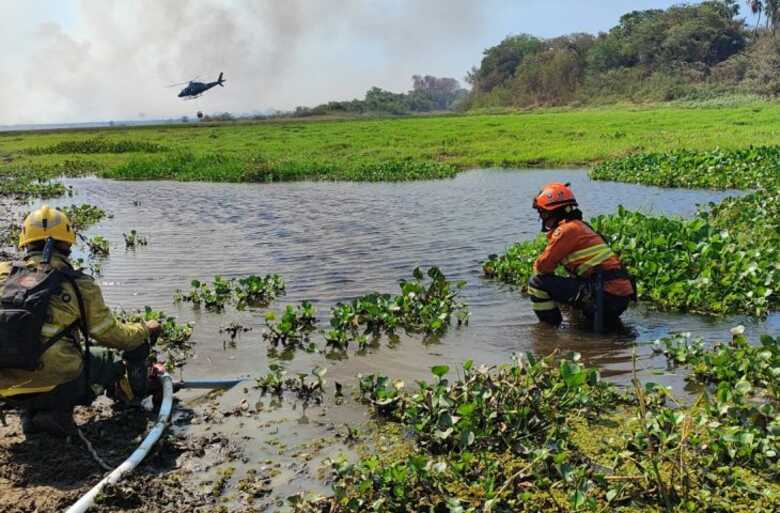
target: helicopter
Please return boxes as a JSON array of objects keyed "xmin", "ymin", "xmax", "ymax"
[{"xmin": 168, "ymin": 72, "xmax": 226, "ymax": 100}]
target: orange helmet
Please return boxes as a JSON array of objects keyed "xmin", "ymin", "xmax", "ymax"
[{"xmin": 532, "ymin": 182, "xmax": 577, "ymax": 212}]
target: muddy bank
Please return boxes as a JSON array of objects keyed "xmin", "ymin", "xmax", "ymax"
[
  {"xmin": 0, "ymin": 384, "xmax": 376, "ymax": 513},
  {"xmin": 0, "ymin": 398, "xmax": 261, "ymax": 512}
]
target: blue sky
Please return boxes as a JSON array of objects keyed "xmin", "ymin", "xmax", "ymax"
[{"xmin": 0, "ymin": 0, "xmax": 740, "ymax": 124}]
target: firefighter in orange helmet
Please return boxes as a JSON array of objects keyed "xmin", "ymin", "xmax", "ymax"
[{"xmin": 529, "ymin": 183, "xmax": 635, "ymax": 329}]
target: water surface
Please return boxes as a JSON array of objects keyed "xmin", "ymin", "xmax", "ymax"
[{"xmin": 53, "ymin": 169, "xmax": 775, "ymax": 387}]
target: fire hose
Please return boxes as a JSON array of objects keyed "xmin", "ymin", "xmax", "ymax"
[{"xmin": 66, "ymin": 376, "xmax": 243, "ymax": 513}]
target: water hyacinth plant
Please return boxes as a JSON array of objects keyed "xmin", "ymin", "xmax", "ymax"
[
  {"xmin": 174, "ymin": 276, "xmax": 234, "ymax": 312},
  {"xmin": 122, "ymin": 229, "xmax": 148, "ymax": 249},
  {"xmin": 326, "ymin": 267, "xmax": 469, "ymax": 351},
  {"xmin": 174, "ymin": 274, "xmax": 286, "ymax": 312},
  {"xmin": 359, "ymin": 355, "xmax": 620, "ymax": 454},
  {"xmin": 116, "ymin": 306, "xmax": 194, "ymax": 373},
  {"xmin": 589, "ymin": 146, "xmax": 780, "ymax": 190},
  {"xmin": 255, "ymin": 364, "xmax": 327, "ymax": 405},
  {"xmin": 61, "ymin": 203, "xmax": 110, "ymax": 231},
  {"xmin": 87, "ymin": 235, "xmax": 110, "ymax": 257},
  {"xmin": 296, "ymin": 344, "xmax": 780, "ymax": 513},
  {"xmin": 219, "ymin": 321, "xmax": 252, "ymax": 349},
  {"xmin": 656, "ymin": 327, "xmax": 780, "ymax": 401},
  {"xmin": 25, "ymin": 139, "xmax": 167, "ymax": 155},
  {"xmin": 234, "ymin": 274, "xmax": 286, "ymax": 309},
  {"xmin": 263, "ymin": 301, "xmax": 318, "ymax": 350}
]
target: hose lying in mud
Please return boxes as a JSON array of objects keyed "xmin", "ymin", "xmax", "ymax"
[{"xmin": 65, "ymin": 373, "xmax": 174, "ymax": 513}]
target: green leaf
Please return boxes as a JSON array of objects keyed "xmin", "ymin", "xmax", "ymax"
[
  {"xmin": 431, "ymin": 365, "xmax": 450, "ymax": 378},
  {"xmin": 570, "ymin": 489, "xmax": 586, "ymax": 509}
]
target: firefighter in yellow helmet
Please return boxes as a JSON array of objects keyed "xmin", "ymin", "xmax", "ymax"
[{"xmin": 0, "ymin": 205, "xmax": 161, "ymax": 437}]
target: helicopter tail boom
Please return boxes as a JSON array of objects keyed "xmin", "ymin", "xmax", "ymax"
[{"xmin": 217, "ymin": 72, "xmax": 225, "ymax": 87}]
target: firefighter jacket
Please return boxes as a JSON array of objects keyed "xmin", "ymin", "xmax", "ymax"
[
  {"xmin": 533, "ymin": 219, "xmax": 634, "ymax": 297},
  {"xmin": 0, "ymin": 252, "xmax": 149, "ymax": 397}
]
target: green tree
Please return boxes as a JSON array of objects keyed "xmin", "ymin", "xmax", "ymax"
[{"xmin": 467, "ymin": 34, "xmax": 542, "ymax": 93}]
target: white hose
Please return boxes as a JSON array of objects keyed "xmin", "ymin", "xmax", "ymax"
[{"xmin": 66, "ymin": 373, "xmax": 174, "ymax": 513}]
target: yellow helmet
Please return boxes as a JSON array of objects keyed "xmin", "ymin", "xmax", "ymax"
[{"xmin": 19, "ymin": 205, "xmax": 77, "ymax": 248}]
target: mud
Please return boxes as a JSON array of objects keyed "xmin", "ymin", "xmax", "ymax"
[{"xmin": 0, "ymin": 395, "xmax": 253, "ymax": 513}]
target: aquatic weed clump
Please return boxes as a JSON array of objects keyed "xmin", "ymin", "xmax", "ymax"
[
  {"xmin": 656, "ymin": 328, "xmax": 780, "ymax": 402},
  {"xmin": 263, "ymin": 301, "xmax": 318, "ymax": 351},
  {"xmin": 344, "ymin": 160, "xmax": 458, "ymax": 181},
  {"xmin": 115, "ymin": 306, "xmax": 194, "ymax": 372},
  {"xmin": 325, "ymin": 266, "xmax": 468, "ymax": 351},
  {"xmin": 87, "ymin": 235, "xmax": 110, "ymax": 257},
  {"xmin": 297, "ymin": 344, "xmax": 780, "ymax": 513},
  {"xmin": 234, "ymin": 274, "xmax": 286, "ymax": 309},
  {"xmin": 255, "ymin": 365, "xmax": 327, "ymax": 405},
  {"xmin": 25, "ymin": 139, "xmax": 168, "ymax": 155},
  {"xmin": 590, "ymin": 146, "xmax": 780, "ymax": 190},
  {"xmin": 487, "ymin": 146, "xmax": 779, "ymax": 318},
  {"xmin": 360, "ymin": 354, "xmax": 620, "ymax": 454},
  {"xmin": 482, "ymin": 237, "xmax": 548, "ymax": 292},
  {"xmin": 174, "ymin": 274, "xmax": 286, "ymax": 312},
  {"xmin": 0, "ymin": 166, "xmax": 71, "ymax": 199},
  {"xmin": 592, "ymin": 201, "xmax": 778, "ymax": 316},
  {"xmin": 60, "ymin": 203, "xmax": 110, "ymax": 230},
  {"xmin": 122, "ymin": 229, "xmax": 148, "ymax": 249}
]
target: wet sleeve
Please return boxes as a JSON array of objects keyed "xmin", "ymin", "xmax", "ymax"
[
  {"xmin": 533, "ymin": 226, "xmax": 577, "ymax": 274},
  {"xmin": 76, "ymin": 278, "xmax": 149, "ymax": 351}
]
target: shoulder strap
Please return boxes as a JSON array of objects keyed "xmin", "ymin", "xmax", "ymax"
[
  {"xmin": 62, "ymin": 273, "xmax": 92, "ymax": 393},
  {"xmin": 39, "ymin": 319, "xmax": 81, "ymax": 355}
]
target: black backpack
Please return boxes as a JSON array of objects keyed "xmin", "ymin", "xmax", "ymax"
[{"xmin": 0, "ymin": 259, "xmax": 90, "ymax": 371}]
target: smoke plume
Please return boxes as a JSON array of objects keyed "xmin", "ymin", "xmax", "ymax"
[{"xmin": 0, "ymin": 0, "xmax": 487, "ymax": 124}]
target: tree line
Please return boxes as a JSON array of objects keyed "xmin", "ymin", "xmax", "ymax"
[
  {"xmin": 463, "ymin": 0, "xmax": 780, "ymax": 108},
  {"xmin": 291, "ymin": 75, "xmax": 468, "ymax": 117}
]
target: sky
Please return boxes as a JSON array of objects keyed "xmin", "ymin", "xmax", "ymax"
[{"xmin": 0, "ymin": 0, "xmax": 718, "ymax": 125}]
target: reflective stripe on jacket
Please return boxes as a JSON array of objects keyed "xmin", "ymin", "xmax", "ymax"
[
  {"xmin": 533, "ymin": 219, "xmax": 634, "ymax": 297},
  {"xmin": 0, "ymin": 252, "xmax": 149, "ymax": 397}
]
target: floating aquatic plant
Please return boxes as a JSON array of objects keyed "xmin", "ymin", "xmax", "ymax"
[
  {"xmin": 263, "ymin": 301, "xmax": 317, "ymax": 351},
  {"xmin": 295, "ymin": 340, "xmax": 780, "ymax": 513},
  {"xmin": 326, "ymin": 266, "xmax": 469, "ymax": 350},
  {"xmin": 123, "ymin": 229, "xmax": 148, "ymax": 249},
  {"xmin": 116, "ymin": 306, "xmax": 194, "ymax": 373},
  {"xmin": 174, "ymin": 274, "xmax": 286, "ymax": 312}
]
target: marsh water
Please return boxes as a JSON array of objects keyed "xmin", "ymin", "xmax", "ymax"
[{"xmin": 50, "ymin": 169, "xmax": 777, "ymax": 505}]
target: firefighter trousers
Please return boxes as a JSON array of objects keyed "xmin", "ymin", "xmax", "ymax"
[{"xmin": 528, "ymin": 273, "xmax": 629, "ymax": 327}]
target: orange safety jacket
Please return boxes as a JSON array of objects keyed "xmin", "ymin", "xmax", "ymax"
[{"xmin": 533, "ymin": 219, "xmax": 634, "ymax": 297}]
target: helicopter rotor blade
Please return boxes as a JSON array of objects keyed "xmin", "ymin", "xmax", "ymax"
[{"xmin": 165, "ymin": 75, "xmax": 200, "ymax": 88}]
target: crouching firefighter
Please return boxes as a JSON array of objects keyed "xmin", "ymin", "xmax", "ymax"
[
  {"xmin": 528, "ymin": 183, "xmax": 636, "ymax": 331},
  {"xmin": 0, "ymin": 205, "xmax": 161, "ymax": 437}
]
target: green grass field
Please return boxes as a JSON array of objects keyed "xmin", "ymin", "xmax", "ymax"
[{"xmin": 1, "ymin": 102, "xmax": 779, "ymax": 182}]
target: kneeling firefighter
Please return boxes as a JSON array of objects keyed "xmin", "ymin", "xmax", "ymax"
[
  {"xmin": 528, "ymin": 183, "xmax": 636, "ymax": 330},
  {"xmin": 0, "ymin": 205, "xmax": 161, "ymax": 436}
]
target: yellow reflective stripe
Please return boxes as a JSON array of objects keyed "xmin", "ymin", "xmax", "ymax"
[
  {"xmin": 41, "ymin": 323, "xmax": 63, "ymax": 337},
  {"xmin": 532, "ymin": 301, "xmax": 557, "ymax": 311},
  {"xmin": 562, "ymin": 244, "xmax": 610, "ymax": 265},
  {"xmin": 528, "ymin": 286, "xmax": 551, "ymax": 299},
  {"xmin": 0, "ymin": 384, "xmax": 57, "ymax": 397},
  {"xmin": 576, "ymin": 249, "xmax": 614, "ymax": 276},
  {"xmin": 90, "ymin": 316, "xmax": 115, "ymax": 336}
]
